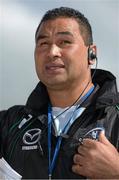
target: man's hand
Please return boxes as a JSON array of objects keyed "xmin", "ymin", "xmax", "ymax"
[{"xmin": 72, "ymin": 132, "xmax": 119, "ymax": 179}]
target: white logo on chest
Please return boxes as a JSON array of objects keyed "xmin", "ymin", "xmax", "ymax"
[{"xmin": 23, "ymin": 128, "xmax": 41, "ymax": 145}]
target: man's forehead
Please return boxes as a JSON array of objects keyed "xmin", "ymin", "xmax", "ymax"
[
  {"xmin": 36, "ymin": 18, "xmax": 80, "ymax": 38},
  {"xmin": 37, "ymin": 31, "xmax": 74, "ymax": 39}
]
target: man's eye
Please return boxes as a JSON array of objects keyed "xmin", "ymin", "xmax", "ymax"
[
  {"xmin": 59, "ymin": 40, "xmax": 72, "ymax": 47},
  {"xmin": 62, "ymin": 40, "xmax": 71, "ymax": 44},
  {"xmin": 36, "ymin": 41, "xmax": 48, "ymax": 47},
  {"xmin": 40, "ymin": 42, "xmax": 48, "ymax": 46}
]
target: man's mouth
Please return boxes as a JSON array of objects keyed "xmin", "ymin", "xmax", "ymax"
[{"xmin": 45, "ymin": 63, "xmax": 65, "ymax": 71}]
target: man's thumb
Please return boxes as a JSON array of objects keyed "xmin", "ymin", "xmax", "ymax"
[{"xmin": 99, "ymin": 131, "xmax": 110, "ymax": 145}]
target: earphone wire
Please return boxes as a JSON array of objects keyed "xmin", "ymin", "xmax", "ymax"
[{"xmin": 51, "ymin": 56, "xmax": 98, "ymax": 121}]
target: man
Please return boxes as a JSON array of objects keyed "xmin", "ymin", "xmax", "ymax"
[{"xmin": 0, "ymin": 7, "xmax": 119, "ymax": 179}]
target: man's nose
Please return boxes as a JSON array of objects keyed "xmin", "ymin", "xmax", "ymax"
[{"xmin": 48, "ymin": 44, "xmax": 61, "ymax": 58}]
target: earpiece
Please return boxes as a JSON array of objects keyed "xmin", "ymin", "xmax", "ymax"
[
  {"xmin": 87, "ymin": 46, "xmax": 98, "ymax": 80},
  {"xmin": 88, "ymin": 47, "xmax": 97, "ymax": 61}
]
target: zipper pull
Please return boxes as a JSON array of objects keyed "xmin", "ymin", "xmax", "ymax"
[{"xmin": 18, "ymin": 114, "xmax": 32, "ymax": 129}]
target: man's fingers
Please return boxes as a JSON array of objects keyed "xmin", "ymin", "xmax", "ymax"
[
  {"xmin": 78, "ymin": 138, "xmax": 97, "ymax": 149},
  {"xmin": 77, "ymin": 144, "xmax": 87, "ymax": 155},
  {"xmin": 73, "ymin": 153, "xmax": 84, "ymax": 165},
  {"xmin": 72, "ymin": 164, "xmax": 83, "ymax": 175},
  {"xmin": 78, "ymin": 131, "xmax": 110, "ymax": 149}
]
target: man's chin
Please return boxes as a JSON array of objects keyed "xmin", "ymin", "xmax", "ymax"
[{"xmin": 45, "ymin": 80, "xmax": 68, "ymax": 90}]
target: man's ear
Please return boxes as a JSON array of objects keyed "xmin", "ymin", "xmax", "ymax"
[{"xmin": 88, "ymin": 45, "xmax": 97, "ymax": 65}]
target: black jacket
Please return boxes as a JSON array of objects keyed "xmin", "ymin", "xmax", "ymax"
[{"xmin": 0, "ymin": 69, "xmax": 119, "ymax": 179}]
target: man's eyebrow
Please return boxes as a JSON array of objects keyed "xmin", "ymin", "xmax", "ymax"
[
  {"xmin": 36, "ymin": 31, "xmax": 73, "ymax": 41},
  {"xmin": 56, "ymin": 31, "xmax": 74, "ymax": 37},
  {"xmin": 36, "ymin": 34, "xmax": 48, "ymax": 41}
]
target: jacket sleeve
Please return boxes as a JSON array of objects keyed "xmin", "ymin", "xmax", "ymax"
[
  {"xmin": 0, "ymin": 106, "xmax": 25, "ymax": 158},
  {"xmin": 0, "ymin": 110, "xmax": 8, "ymax": 157}
]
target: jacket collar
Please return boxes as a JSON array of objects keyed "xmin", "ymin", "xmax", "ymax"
[
  {"xmin": 25, "ymin": 69, "xmax": 119, "ymax": 113},
  {"xmin": 25, "ymin": 82, "xmax": 49, "ymax": 115},
  {"xmin": 92, "ymin": 69, "xmax": 119, "ymax": 108}
]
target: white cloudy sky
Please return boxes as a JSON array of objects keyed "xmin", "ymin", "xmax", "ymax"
[{"xmin": 0, "ymin": 0, "xmax": 119, "ymax": 109}]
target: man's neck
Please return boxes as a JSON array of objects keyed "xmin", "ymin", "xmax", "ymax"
[{"xmin": 47, "ymin": 81, "xmax": 94, "ymax": 108}]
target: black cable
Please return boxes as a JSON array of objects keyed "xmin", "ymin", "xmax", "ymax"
[{"xmin": 51, "ymin": 57, "xmax": 98, "ymax": 120}]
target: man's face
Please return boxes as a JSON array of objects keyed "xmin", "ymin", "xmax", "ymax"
[{"xmin": 35, "ymin": 18, "xmax": 90, "ymax": 91}]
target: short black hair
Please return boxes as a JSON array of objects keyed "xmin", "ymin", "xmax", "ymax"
[{"xmin": 35, "ymin": 7, "xmax": 93, "ymax": 46}]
